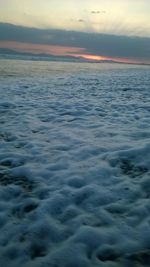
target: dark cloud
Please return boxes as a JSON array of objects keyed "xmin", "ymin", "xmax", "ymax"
[
  {"xmin": 78, "ymin": 19, "xmax": 85, "ymax": 23},
  {"xmin": 91, "ymin": 11, "xmax": 106, "ymax": 14},
  {"xmin": 0, "ymin": 23, "xmax": 149, "ymax": 62}
]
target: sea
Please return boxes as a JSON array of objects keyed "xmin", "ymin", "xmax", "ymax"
[{"xmin": 0, "ymin": 59, "xmax": 150, "ymax": 267}]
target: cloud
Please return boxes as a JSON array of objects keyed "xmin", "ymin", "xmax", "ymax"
[
  {"xmin": 0, "ymin": 41, "xmax": 85, "ymax": 55},
  {"xmin": 91, "ymin": 10, "xmax": 106, "ymax": 14},
  {"xmin": 78, "ymin": 19, "xmax": 85, "ymax": 23},
  {"xmin": 0, "ymin": 23, "xmax": 149, "ymax": 63}
]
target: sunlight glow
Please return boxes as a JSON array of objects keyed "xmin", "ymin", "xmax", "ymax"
[{"xmin": 76, "ymin": 54, "xmax": 106, "ymax": 61}]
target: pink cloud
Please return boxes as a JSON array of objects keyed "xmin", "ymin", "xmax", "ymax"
[
  {"xmin": 0, "ymin": 41, "xmax": 85, "ymax": 55},
  {"xmin": 0, "ymin": 40, "xmax": 144, "ymax": 64}
]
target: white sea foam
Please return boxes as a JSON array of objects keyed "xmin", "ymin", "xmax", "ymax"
[{"xmin": 0, "ymin": 60, "xmax": 150, "ymax": 267}]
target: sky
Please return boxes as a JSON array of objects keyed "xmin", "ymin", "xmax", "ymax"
[{"xmin": 0, "ymin": 0, "xmax": 150, "ymax": 63}]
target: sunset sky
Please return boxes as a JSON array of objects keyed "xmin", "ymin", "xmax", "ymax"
[{"xmin": 0, "ymin": 0, "xmax": 150, "ymax": 63}]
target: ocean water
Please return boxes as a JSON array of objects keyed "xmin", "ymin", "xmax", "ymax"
[{"xmin": 0, "ymin": 59, "xmax": 150, "ymax": 267}]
